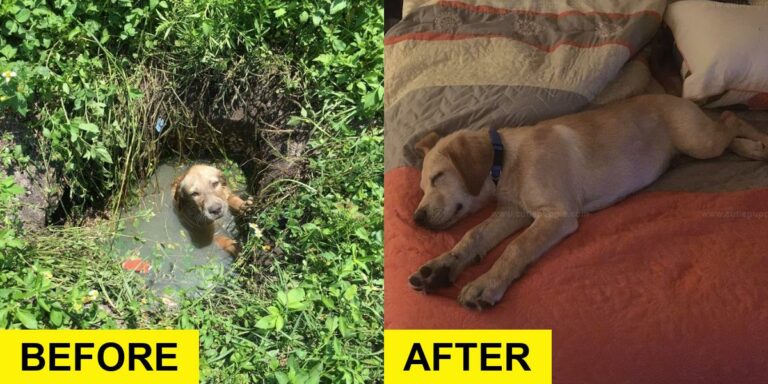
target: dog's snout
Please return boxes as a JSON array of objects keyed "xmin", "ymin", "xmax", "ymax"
[
  {"xmin": 413, "ymin": 209, "xmax": 427, "ymax": 226},
  {"xmin": 208, "ymin": 204, "xmax": 223, "ymax": 216}
]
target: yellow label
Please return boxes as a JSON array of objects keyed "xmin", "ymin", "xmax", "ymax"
[
  {"xmin": 385, "ymin": 329, "xmax": 551, "ymax": 384},
  {"xmin": 0, "ymin": 330, "xmax": 199, "ymax": 384}
]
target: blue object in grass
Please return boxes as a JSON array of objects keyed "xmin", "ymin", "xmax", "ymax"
[{"xmin": 155, "ymin": 117, "xmax": 166, "ymax": 133}]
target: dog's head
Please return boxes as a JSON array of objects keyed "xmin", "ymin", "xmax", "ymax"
[
  {"xmin": 172, "ymin": 164, "xmax": 231, "ymax": 226},
  {"xmin": 413, "ymin": 130, "xmax": 496, "ymax": 230}
]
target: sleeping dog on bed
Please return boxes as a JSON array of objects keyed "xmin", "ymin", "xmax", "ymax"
[
  {"xmin": 409, "ymin": 94, "xmax": 768, "ymax": 310},
  {"xmin": 171, "ymin": 164, "xmax": 252, "ymax": 256}
]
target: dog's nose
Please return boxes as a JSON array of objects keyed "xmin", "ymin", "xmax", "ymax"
[
  {"xmin": 208, "ymin": 205, "xmax": 222, "ymax": 216},
  {"xmin": 413, "ymin": 209, "xmax": 427, "ymax": 226}
]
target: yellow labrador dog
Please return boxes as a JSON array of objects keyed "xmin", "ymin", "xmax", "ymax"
[
  {"xmin": 171, "ymin": 164, "xmax": 252, "ymax": 256},
  {"xmin": 409, "ymin": 94, "xmax": 768, "ymax": 310}
]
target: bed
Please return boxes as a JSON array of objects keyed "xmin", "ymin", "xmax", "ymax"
[{"xmin": 384, "ymin": 1, "xmax": 768, "ymax": 382}]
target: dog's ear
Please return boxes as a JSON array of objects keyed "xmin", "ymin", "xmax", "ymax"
[
  {"xmin": 414, "ymin": 132, "xmax": 441, "ymax": 158},
  {"xmin": 441, "ymin": 132, "xmax": 492, "ymax": 196},
  {"xmin": 171, "ymin": 173, "xmax": 185, "ymax": 209}
]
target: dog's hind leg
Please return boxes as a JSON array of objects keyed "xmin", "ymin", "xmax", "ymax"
[
  {"xmin": 720, "ymin": 111, "xmax": 768, "ymax": 160},
  {"xmin": 729, "ymin": 138, "xmax": 768, "ymax": 160},
  {"xmin": 408, "ymin": 206, "xmax": 532, "ymax": 293},
  {"xmin": 721, "ymin": 111, "xmax": 768, "ymax": 144},
  {"xmin": 670, "ymin": 108, "xmax": 767, "ymax": 160}
]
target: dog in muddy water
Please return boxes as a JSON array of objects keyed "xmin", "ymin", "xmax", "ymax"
[
  {"xmin": 409, "ymin": 94, "xmax": 768, "ymax": 310},
  {"xmin": 171, "ymin": 164, "xmax": 252, "ymax": 256}
]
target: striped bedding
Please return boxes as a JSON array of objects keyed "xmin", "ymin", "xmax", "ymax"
[
  {"xmin": 384, "ymin": 0, "xmax": 665, "ymax": 170},
  {"xmin": 384, "ymin": 1, "xmax": 768, "ymax": 382}
]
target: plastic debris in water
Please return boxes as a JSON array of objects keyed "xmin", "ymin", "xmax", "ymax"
[
  {"xmin": 154, "ymin": 117, "xmax": 166, "ymax": 133},
  {"xmin": 122, "ymin": 258, "xmax": 152, "ymax": 274}
]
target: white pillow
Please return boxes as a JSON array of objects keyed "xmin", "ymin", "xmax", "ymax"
[{"xmin": 664, "ymin": 0, "xmax": 768, "ymax": 108}]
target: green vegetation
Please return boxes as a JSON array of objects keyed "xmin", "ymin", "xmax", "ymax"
[{"xmin": 1, "ymin": 0, "xmax": 382, "ymax": 382}]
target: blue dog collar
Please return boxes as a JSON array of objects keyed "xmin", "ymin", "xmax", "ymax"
[{"xmin": 489, "ymin": 128, "xmax": 504, "ymax": 184}]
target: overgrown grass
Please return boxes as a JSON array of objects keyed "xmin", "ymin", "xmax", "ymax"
[{"xmin": 0, "ymin": 0, "xmax": 383, "ymax": 382}]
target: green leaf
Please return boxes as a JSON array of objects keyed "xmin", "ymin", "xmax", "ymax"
[
  {"xmin": 128, "ymin": 88, "xmax": 144, "ymax": 100},
  {"xmin": 276, "ymin": 291, "xmax": 287, "ymax": 307},
  {"xmin": 5, "ymin": 20, "xmax": 18, "ymax": 33},
  {"xmin": 274, "ymin": 372, "xmax": 289, "ymax": 384},
  {"xmin": 255, "ymin": 314, "xmax": 277, "ymax": 329},
  {"xmin": 274, "ymin": 8, "xmax": 286, "ymax": 18},
  {"xmin": 50, "ymin": 310, "xmax": 63, "ymax": 327},
  {"xmin": 307, "ymin": 363, "xmax": 323, "ymax": 384},
  {"xmin": 67, "ymin": 26, "xmax": 81, "ymax": 40},
  {"xmin": 279, "ymin": 288, "xmax": 307, "ymax": 311},
  {"xmin": 201, "ymin": 21, "xmax": 212, "ymax": 35},
  {"xmin": 287, "ymin": 116, "xmax": 302, "ymax": 127},
  {"xmin": 287, "ymin": 288, "xmax": 305, "ymax": 303},
  {"xmin": 325, "ymin": 316, "xmax": 338, "ymax": 332},
  {"xmin": 314, "ymin": 54, "xmax": 333, "ymax": 66},
  {"xmin": 16, "ymin": 309, "xmax": 37, "ymax": 329},
  {"xmin": 38, "ymin": 299, "xmax": 51, "ymax": 313},
  {"xmin": 69, "ymin": 124, "xmax": 80, "ymax": 142},
  {"xmin": 338, "ymin": 316, "xmax": 350, "ymax": 337},
  {"xmin": 35, "ymin": 66, "xmax": 51, "ymax": 78},
  {"xmin": 0, "ymin": 45, "xmax": 17, "ymax": 59},
  {"xmin": 64, "ymin": 3, "xmax": 77, "ymax": 17},
  {"xmin": 4, "ymin": 181, "xmax": 24, "ymax": 196},
  {"xmin": 94, "ymin": 146, "xmax": 113, "ymax": 164},
  {"xmin": 16, "ymin": 9, "xmax": 31, "ymax": 23},
  {"xmin": 78, "ymin": 122, "xmax": 99, "ymax": 133},
  {"xmin": 343, "ymin": 285, "xmax": 357, "ymax": 301},
  {"xmin": 354, "ymin": 227, "xmax": 369, "ymax": 241},
  {"xmin": 100, "ymin": 28, "xmax": 111, "ymax": 44},
  {"xmin": 362, "ymin": 91, "xmax": 376, "ymax": 110},
  {"xmin": 330, "ymin": 0, "xmax": 347, "ymax": 15}
]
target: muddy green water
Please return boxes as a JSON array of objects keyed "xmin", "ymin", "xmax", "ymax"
[{"xmin": 113, "ymin": 164, "xmax": 234, "ymax": 301}]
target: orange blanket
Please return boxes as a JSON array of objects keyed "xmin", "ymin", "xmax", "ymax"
[{"xmin": 385, "ymin": 166, "xmax": 768, "ymax": 383}]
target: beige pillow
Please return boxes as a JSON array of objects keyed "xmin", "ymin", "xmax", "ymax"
[{"xmin": 664, "ymin": 0, "xmax": 768, "ymax": 108}]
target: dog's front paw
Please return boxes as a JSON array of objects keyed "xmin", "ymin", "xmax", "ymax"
[
  {"xmin": 241, "ymin": 196, "xmax": 255, "ymax": 212},
  {"xmin": 232, "ymin": 195, "xmax": 255, "ymax": 215},
  {"xmin": 408, "ymin": 253, "xmax": 462, "ymax": 293},
  {"xmin": 458, "ymin": 273, "xmax": 508, "ymax": 310}
]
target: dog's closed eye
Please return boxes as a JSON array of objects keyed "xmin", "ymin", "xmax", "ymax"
[
  {"xmin": 212, "ymin": 180, "xmax": 219, "ymax": 188},
  {"xmin": 430, "ymin": 171, "xmax": 444, "ymax": 186}
]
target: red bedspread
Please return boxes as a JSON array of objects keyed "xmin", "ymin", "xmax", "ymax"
[{"xmin": 385, "ymin": 166, "xmax": 768, "ymax": 383}]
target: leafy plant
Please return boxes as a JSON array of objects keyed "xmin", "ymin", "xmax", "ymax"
[{"xmin": 0, "ymin": 176, "xmax": 26, "ymax": 254}]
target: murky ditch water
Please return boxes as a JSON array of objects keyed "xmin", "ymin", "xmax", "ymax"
[{"xmin": 112, "ymin": 163, "xmax": 236, "ymax": 303}]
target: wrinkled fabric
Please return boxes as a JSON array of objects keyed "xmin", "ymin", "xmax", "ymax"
[
  {"xmin": 384, "ymin": 0, "xmax": 665, "ymax": 170},
  {"xmin": 385, "ymin": 167, "xmax": 768, "ymax": 383}
]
